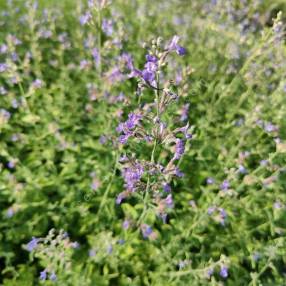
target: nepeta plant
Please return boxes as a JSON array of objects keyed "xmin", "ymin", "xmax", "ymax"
[
  {"xmin": 26, "ymin": 229, "xmax": 78, "ymax": 283},
  {"xmin": 115, "ymin": 36, "xmax": 193, "ymax": 226}
]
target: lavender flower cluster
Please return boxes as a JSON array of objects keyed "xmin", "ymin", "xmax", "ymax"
[{"xmin": 115, "ymin": 36, "xmax": 192, "ymax": 223}]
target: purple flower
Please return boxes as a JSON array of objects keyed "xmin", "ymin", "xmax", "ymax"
[
  {"xmin": 220, "ymin": 265, "xmax": 228, "ymax": 278},
  {"xmin": 71, "ymin": 241, "xmax": 80, "ymax": 249},
  {"xmin": 11, "ymin": 99, "xmax": 18, "ymax": 109},
  {"xmin": 207, "ymin": 206, "xmax": 216, "ymax": 215},
  {"xmin": 207, "ymin": 177, "xmax": 215, "ymax": 185},
  {"xmin": 0, "ymin": 86, "xmax": 7, "ymax": 95},
  {"xmin": 206, "ymin": 268, "xmax": 214, "ymax": 279},
  {"xmin": 189, "ymin": 200, "xmax": 196, "ymax": 208},
  {"xmin": 180, "ymin": 103, "xmax": 189, "ymax": 121},
  {"xmin": 220, "ymin": 180, "xmax": 230, "ymax": 191},
  {"xmin": 252, "ymin": 252, "xmax": 260, "ymax": 262},
  {"xmin": 146, "ymin": 54, "xmax": 157, "ymax": 63},
  {"xmin": 118, "ymin": 134, "xmax": 131, "ymax": 144},
  {"xmin": 163, "ymin": 182, "xmax": 171, "ymax": 193},
  {"xmin": 91, "ymin": 179, "xmax": 100, "ymax": 191},
  {"xmin": 102, "ymin": 19, "xmax": 113, "ymax": 36},
  {"xmin": 174, "ymin": 139, "xmax": 185, "ymax": 160},
  {"xmin": 6, "ymin": 207, "xmax": 14, "ymax": 218},
  {"xmin": 274, "ymin": 201, "xmax": 283, "ymax": 209},
  {"xmin": 169, "ymin": 35, "xmax": 180, "ymax": 50},
  {"xmin": 176, "ymin": 46, "xmax": 186, "ymax": 56},
  {"xmin": 0, "ymin": 44, "xmax": 8, "ymax": 54},
  {"xmin": 107, "ymin": 245, "xmax": 113, "ymax": 254},
  {"xmin": 175, "ymin": 167, "xmax": 184, "ymax": 177},
  {"xmin": 1, "ymin": 109, "xmax": 11, "ymax": 120},
  {"xmin": 141, "ymin": 224, "xmax": 153, "ymax": 238},
  {"xmin": 121, "ymin": 53, "xmax": 134, "ymax": 71},
  {"xmin": 178, "ymin": 124, "xmax": 192, "ymax": 139},
  {"xmin": 264, "ymin": 122, "xmax": 278, "ymax": 133},
  {"xmin": 80, "ymin": 12, "xmax": 91, "ymax": 25},
  {"xmin": 0, "ymin": 63, "xmax": 8, "ymax": 73},
  {"xmin": 80, "ymin": 59, "xmax": 90, "ymax": 70},
  {"xmin": 118, "ymin": 239, "xmax": 125, "ymax": 245},
  {"xmin": 92, "ymin": 48, "xmax": 101, "ymax": 67},
  {"xmin": 49, "ymin": 272, "xmax": 57, "ymax": 281},
  {"xmin": 165, "ymin": 194, "xmax": 174, "ymax": 208},
  {"xmin": 106, "ymin": 67, "xmax": 124, "ymax": 83},
  {"xmin": 144, "ymin": 61, "xmax": 157, "ymax": 73},
  {"xmin": 88, "ymin": 0, "xmax": 95, "ymax": 8},
  {"xmin": 99, "ymin": 135, "xmax": 107, "ymax": 144},
  {"xmin": 32, "ymin": 79, "xmax": 43, "ymax": 89},
  {"xmin": 168, "ymin": 35, "xmax": 186, "ymax": 56},
  {"xmin": 140, "ymin": 55, "xmax": 158, "ymax": 83},
  {"xmin": 116, "ymin": 192, "xmax": 127, "ymax": 204},
  {"xmin": 117, "ymin": 113, "xmax": 142, "ymax": 144},
  {"xmin": 218, "ymin": 208, "xmax": 227, "ymax": 225},
  {"xmin": 122, "ymin": 162, "xmax": 144, "ymax": 192},
  {"xmin": 7, "ymin": 161, "xmax": 15, "ymax": 169},
  {"xmin": 27, "ymin": 237, "xmax": 39, "ymax": 252},
  {"xmin": 260, "ymin": 159, "xmax": 268, "ymax": 166},
  {"xmin": 89, "ymin": 249, "xmax": 96, "ymax": 257},
  {"xmin": 238, "ymin": 165, "xmax": 247, "ymax": 174},
  {"xmin": 122, "ymin": 219, "xmax": 130, "ymax": 229},
  {"xmin": 125, "ymin": 113, "xmax": 142, "ymax": 130},
  {"xmin": 160, "ymin": 213, "xmax": 168, "ymax": 223},
  {"xmin": 142, "ymin": 69, "xmax": 155, "ymax": 82},
  {"xmin": 40, "ymin": 269, "xmax": 47, "ymax": 281}
]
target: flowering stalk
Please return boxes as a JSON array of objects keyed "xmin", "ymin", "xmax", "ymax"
[{"xmin": 116, "ymin": 36, "xmax": 191, "ymax": 227}]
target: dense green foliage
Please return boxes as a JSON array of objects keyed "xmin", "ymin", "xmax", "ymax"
[{"xmin": 1, "ymin": 0, "xmax": 286, "ymax": 285}]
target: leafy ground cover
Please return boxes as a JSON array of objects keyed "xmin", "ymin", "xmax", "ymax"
[{"xmin": 1, "ymin": 0, "xmax": 286, "ymax": 285}]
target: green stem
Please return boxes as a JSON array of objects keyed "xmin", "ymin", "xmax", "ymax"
[
  {"xmin": 97, "ymin": 152, "xmax": 119, "ymax": 216},
  {"xmin": 249, "ymin": 257, "xmax": 272, "ymax": 286},
  {"xmin": 137, "ymin": 74, "xmax": 160, "ymax": 226}
]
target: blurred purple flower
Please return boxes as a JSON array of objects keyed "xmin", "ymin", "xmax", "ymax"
[
  {"xmin": 238, "ymin": 165, "xmax": 247, "ymax": 174},
  {"xmin": 80, "ymin": 12, "xmax": 91, "ymax": 25},
  {"xmin": 102, "ymin": 19, "xmax": 113, "ymax": 36},
  {"xmin": 89, "ymin": 249, "xmax": 96, "ymax": 257},
  {"xmin": 206, "ymin": 268, "xmax": 214, "ymax": 279},
  {"xmin": 27, "ymin": 237, "xmax": 39, "ymax": 252},
  {"xmin": 168, "ymin": 35, "xmax": 186, "ymax": 56},
  {"xmin": 220, "ymin": 180, "xmax": 230, "ymax": 191},
  {"xmin": 165, "ymin": 194, "xmax": 174, "ymax": 208},
  {"xmin": 180, "ymin": 103, "xmax": 189, "ymax": 121},
  {"xmin": 49, "ymin": 272, "xmax": 57, "ymax": 281},
  {"xmin": 116, "ymin": 192, "xmax": 127, "ymax": 204},
  {"xmin": 1, "ymin": 109, "xmax": 11, "ymax": 120},
  {"xmin": 122, "ymin": 219, "xmax": 130, "ymax": 229},
  {"xmin": 107, "ymin": 244, "xmax": 113, "ymax": 254},
  {"xmin": 0, "ymin": 86, "xmax": 7, "ymax": 95},
  {"xmin": 6, "ymin": 207, "xmax": 14, "ymax": 218},
  {"xmin": 174, "ymin": 139, "xmax": 185, "ymax": 160},
  {"xmin": 0, "ymin": 63, "xmax": 8, "ymax": 72},
  {"xmin": 220, "ymin": 265, "xmax": 228, "ymax": 278},
  {"xmin": 32, "ymin": 79, "xmax": 43, "ymax": 89},
  {"xmin": 122, "ymin": 162, "xmax": 144, "ymax": 192},
  {"xmin": 40, "ymin": 269, "xmax": 47, "ymax": 281},
  {"xmin": 163, "ymin": 182, "xmax": 171, "ymax": 193},
  {"xmin": 91, "ymin": 48, "xmax": 101, "ymax": 67},
  {"xmin": 141, "ymin": 224, "xmax": 153, "ymax": 238}
]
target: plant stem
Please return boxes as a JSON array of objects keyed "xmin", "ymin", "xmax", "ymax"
[
  {"xmin": 97, "ymin": 152, "xmax": 119, "ymax": 216},
  {"xmin": 137, "ymin": 75, "xmax": 161, "ymax": 226}
]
